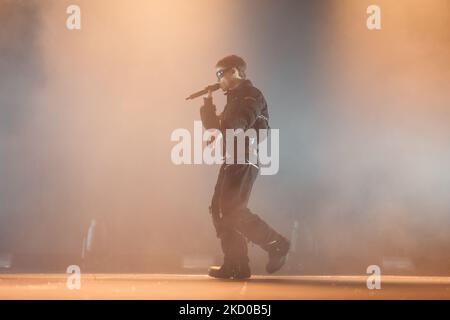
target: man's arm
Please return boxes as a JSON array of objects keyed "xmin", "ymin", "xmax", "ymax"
[{"xmin": 199, "ymin": 96, "xmax": 221, "ymax": 130}]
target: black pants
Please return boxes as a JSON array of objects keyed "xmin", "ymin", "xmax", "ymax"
[{"xmin": 210, "ymin": 163, "xmax": 283, "ymax": 264}]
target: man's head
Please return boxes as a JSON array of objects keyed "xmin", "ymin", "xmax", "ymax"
[{"xmin": 215, "ymin": 55, "xmax": 247, "ymax": 91}]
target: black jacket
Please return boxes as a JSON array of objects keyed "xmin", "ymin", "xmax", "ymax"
[{"xmin": 199, "ymin": 79, "xmax": 269, "ymax": 163}]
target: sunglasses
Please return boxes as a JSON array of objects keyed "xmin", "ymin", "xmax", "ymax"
[{"xmin": 216, "ymin": 67, "xmax": 232, "ymax": 80}]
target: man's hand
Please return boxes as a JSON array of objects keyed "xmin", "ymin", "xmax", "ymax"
[
  {"xmin": 206, "ymin": 135, "xmax": 216, "ymax": 146},
  {"xmin": 200, "ymin": 90, "xmax": 220, "ymax": 130},
  {"xmin": 205, "ymin": 88, "xmax": 219, "ymax": 146}
]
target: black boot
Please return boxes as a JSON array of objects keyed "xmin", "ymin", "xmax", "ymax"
[
  {"xmin": 208, "ymin": 260, "xmax": 251, "ymax": 280},
  {"xmin": 265, "ymin": 237, "xmax": 290, "ymax": 274}
]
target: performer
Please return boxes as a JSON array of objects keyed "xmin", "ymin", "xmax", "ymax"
[{"xmin": 200, "ymin": 55, "xmax": 291, "ymax": 279}]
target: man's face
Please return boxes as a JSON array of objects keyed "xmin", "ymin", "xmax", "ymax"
[{"xmin": 216, "ymin": 66, "xmax": 240, "ymax": 91}]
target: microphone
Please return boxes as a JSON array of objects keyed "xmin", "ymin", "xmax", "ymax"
[{"xmin": 185, "ymin": 83, "xmax": 221, "ymax": 100}]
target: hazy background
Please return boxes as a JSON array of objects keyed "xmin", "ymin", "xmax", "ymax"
[{"xmin": 0, "ymin": 0, "xmax": 449, "ymax": 274}]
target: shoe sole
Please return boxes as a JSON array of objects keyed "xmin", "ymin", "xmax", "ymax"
[{"xmin": 208, "ymin": 269, "xmax": 251, "ymax": 280}]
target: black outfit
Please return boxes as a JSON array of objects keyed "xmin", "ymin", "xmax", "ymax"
[{"xmin": 200, "ymin": 79, "xmax": 289, "ymax": 270}]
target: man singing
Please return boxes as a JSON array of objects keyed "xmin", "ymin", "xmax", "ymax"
[{"xmin": 200, "ymin": 54, "xmax": 291, "ymax": 279}]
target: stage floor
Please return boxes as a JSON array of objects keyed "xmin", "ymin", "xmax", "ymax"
[{"xmin": 1, "ymin": 274, "xmax": 450, "ymax": 299}]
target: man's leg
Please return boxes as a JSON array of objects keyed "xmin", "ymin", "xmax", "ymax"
[
  {"xmin": 208, "ymin": 164, "xmax": 250, "ymax": 279},
  {"xmin": 220, "ymin": 164, "xmax": 291, "ymax": 274},
  {"xmin": 219, "ymin": 228, "xmax": 249, "ymax": 265},
  {"xmin": 218, "ymin": 164, "xmax": 256, "ymax": 265},
  {"xmin": 234, "ymin": 208, "xmax": 291, "ymax": 274},
  {"xmin": 209, "ymin": 164, "xmax": 225, "ymax": 238}
]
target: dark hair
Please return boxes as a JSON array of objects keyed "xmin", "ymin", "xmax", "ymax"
[{"xmin": 216, "ymin": 54, "xmax": 247, "ymax": 79}]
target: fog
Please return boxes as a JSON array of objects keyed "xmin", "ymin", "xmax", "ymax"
[{"xmin": 0, "ymin": 0, "xmax": 449, "ymax": 274}]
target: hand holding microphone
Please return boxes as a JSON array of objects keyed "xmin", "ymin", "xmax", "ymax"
[
  {"xmin": 187, "ymin": 83, "xmax": 221, "ymax": 147},
  {"xmin": 185, "ymin": 83, "xmax": 220, "ymax": 100}
]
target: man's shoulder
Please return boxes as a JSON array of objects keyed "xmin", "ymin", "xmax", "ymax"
[{"xmin": 241, "ymin": 81, "xmax": 264, "ymax": 100}]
